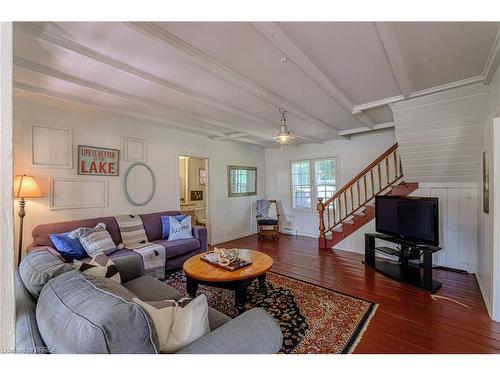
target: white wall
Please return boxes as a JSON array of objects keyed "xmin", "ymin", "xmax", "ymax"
[
  {"xmin": 13, "ymin": 99, "xmax": 266, "ymax": 251},
  {"xmin": 477, "ymin": 65, "xmax": 500, "ymax": 321},
  {"xmin": 265, "ymin": 129, "xmax": 396, "ymax": 246}
]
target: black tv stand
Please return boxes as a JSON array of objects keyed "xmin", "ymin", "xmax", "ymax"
[{"xmin": 364, "ymin": 233, "xmax": 442, "ymax": 292}]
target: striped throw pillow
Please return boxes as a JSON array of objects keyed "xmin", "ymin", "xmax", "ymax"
[
  {"xmin": 68, "ymin": 223, "xmax": 117, "ymax": 257},
  {"xmin": 74, "ymin": 253, "xmax": 121, "ymax": 284}
]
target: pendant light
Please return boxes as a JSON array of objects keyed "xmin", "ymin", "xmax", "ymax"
[{"xmin": 273, "ymin": 108, "xmax": 295, "ymax": 146}]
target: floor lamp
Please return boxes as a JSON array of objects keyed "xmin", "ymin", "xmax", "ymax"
[{"xmin": 13, "ymin": 175, "xmax": 43, "ymax": 266}]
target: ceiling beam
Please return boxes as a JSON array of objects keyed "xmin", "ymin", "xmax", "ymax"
[
  {"xmin": 352, "ymin": 95, "xmax": 405, "ymax": 112},
  {"xmin": 338, "ymin": 122, "xmax": 395, "ymax": 137},
  {"xmin": 375, "ymin": 22, "xmax": 412, "ymax": 98},
  {"xmin": 253, "ymin": 22, "xmax": 373, "ymax": 129},
  {"xmin": 16, "ymin": 22, "xmax": 321, "ymax": 144},
  {"xmin": 126, "ymin": 22, "xmax": 341, "ymax": 135},
  {"xmin": 14, "ymin": 56, "xmax": 304, "ymax": 143},
  {"xmin": 214, "ymin": 132, "xmax": 248, "ymax": 140},
  {"xmin": 13, "ymin": 82, "xmax": 229, "ymax": 138},
  {"xmin": 482, "ymin": 26, "xmax": 500, "ymax": 84},
  {"xmin": 213, "ymin": 136, "xmax": 278, "ymax": 148},
  {"xmin": 352, "ymin": 75, "xmax": 484, "ymax": 112},
  {"xmin": 16, "ymin": 82, "xmax": 274, "ymax": 151}
]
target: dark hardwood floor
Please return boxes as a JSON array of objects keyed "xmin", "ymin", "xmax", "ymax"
[{"xmin": 216, "ymin": 234, "xmax": 500, "ymax": 353}]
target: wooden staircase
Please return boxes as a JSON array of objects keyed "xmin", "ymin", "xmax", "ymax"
[{"xmin": 317, "ymin": 143, "xmax": 418, "ymax": 249}]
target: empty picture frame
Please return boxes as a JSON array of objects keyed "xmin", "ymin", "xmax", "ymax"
[
  {"xmin": 123, "ymin": 137, "xmax": 148, "ymax": 162},
  {"xmin": 30, "ymin": 124, "xmax": 73, "ymax": 169},
  {"xmin": 123, "ymin": 162, "xmax": 156, "ymax": 206},
  {"xmin": 50, "ymin": 178, "xmax": 108, "ymax": 210}
]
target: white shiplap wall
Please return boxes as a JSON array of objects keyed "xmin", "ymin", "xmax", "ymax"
[
  {"xmin": 391, "ymin": 83, "xmax": 489, "ymax": 183},
  {"xmin": 409, "ymin": 183, "xmax": 478, "ymax": 273}
]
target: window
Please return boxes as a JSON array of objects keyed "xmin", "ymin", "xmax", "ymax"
[{"xmin": 291, "ymin": 158, "xmax": 337, "ymax": 211}]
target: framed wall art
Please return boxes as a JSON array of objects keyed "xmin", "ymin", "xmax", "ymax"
[
  {"xmin": 190, "ymin": 190, "xmax": 203, "ymax": 201},
  {"xmin": 78, "ymin": 145, "xmax": 119, "ymax": 176}
]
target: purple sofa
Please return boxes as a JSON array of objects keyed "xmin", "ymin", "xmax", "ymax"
[{"xmin": 27, "ymin": 211, "xmax": 208, "ymax": 271}]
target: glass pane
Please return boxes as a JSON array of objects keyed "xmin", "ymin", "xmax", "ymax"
[
  {"xmin": 314, "ymin": 159, "xmax": 336, "ymax": 185},
  {"xmin": 292, "ymin": 161, "xmax": 310, "ymax": 175},
  {"xmin": 292, "ymin": 185, "xmax": 311, "ymax": 209}
]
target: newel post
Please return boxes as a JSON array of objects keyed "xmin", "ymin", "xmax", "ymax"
[{"xmin": 317, "ymin": 198, "xmax": 327, "ymax": 249}]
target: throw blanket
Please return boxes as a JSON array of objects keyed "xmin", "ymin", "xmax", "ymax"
[
  {"xmin": 256, "ymin": 199, "xmax": 271, "ymax": 219},
  {"xmin": 115, "ymin": 215, "xmax": 166, "ymax": 280},
  {"xmin": 126, "ymin": 242, "xmax": 166, "ymax": 280}
]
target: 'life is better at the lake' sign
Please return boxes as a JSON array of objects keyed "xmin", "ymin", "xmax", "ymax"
[{"xmin": 78, "ymin": 145, "xmax": 119, "ymax": 176}]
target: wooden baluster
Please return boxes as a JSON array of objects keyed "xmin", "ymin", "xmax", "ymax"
[
  {"xmin": 317, "ymin": 198, "xmax": 326, "ymax": 248},
  {"xmin": 327, "ymin": 205, "xmax": 331, "ymax": 230},
  {"xmin": 385, "ymin": 157, "xmax": 390, "ymax": 185},
  {"xmin": 332, "ymin": 198, "xmax": 337, "ymax": 225},
  {"xmin": 377, "ymin": 163, "xmax": 382, "ymax": 192},
  {"xmin": 370, "ymin": 169, "xmax": 374, "ymax": 200},
  {"xmin": 356, "ymin": 180, "xmax": 361, "ymax": 208},
  {"xmin": 338, "ymin": 195, "xmax": 342, "ymax": 222},
  {"xmin": 393, "ymin": 151, "xmax": 398, "ymax": 179},
  {"xmin": 363, "ymin": 175, "xmax": 367, "ymax": 203},
  {"xmin": 350, "ymin": 186, "xmax": 354, "ymax": 213},
  {"xmin": 344, "ymin": 192, "xmax": 348, "ymax": 219}
]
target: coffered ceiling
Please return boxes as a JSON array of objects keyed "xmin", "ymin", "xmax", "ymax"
[{"xmin": 13, "ymin": 22, "xmax": 500, "ymax": 147}]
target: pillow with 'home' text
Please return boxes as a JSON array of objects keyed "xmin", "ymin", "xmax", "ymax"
[
  {"xmin": 167, "ymin": 216, "xmax": 193, "ymax": 241},
  {"xmin": 161, "ymin": 215, "xmax": 187, "ymax": 239}
]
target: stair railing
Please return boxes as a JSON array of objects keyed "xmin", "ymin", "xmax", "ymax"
[{"xmin": 317, "ymin": 143, "xmax": 403, "ymax": 247}]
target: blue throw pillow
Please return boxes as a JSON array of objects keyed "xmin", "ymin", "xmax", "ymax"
[
  {"xmin": 49, "ymin": 231, "xmax": 87, "ymax": 261},
  {"xmin": 161, "ymin": 215, "xmax": 187, "ymax": 239}
]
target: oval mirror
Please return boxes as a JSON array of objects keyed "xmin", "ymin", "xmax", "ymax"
[{"xmin": 123, "ymin": 162, "xmax": 156, "ymax": 206}]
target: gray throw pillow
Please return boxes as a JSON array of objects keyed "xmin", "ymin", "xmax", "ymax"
[{"xmin": 68, "ymin": 223, "xmax": 117, "ymax": 257}]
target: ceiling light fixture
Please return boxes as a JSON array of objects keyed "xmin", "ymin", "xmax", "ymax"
[
  {"xmin": 280, "ymin": 57, "xmax": 288, "ymax": 63},
  {"xmin": 273, "ymin": 108, "xmax": 295, "ymax": 147}
]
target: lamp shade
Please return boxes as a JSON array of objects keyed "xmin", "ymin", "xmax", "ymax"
[{"xmin": 13, "ymin": 175, "xmax": 43, "ymax": 198}]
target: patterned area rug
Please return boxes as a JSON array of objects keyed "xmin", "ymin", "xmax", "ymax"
[{"xmin": 165, "ymin": 270, "xmax": 377, "ymax": 354}]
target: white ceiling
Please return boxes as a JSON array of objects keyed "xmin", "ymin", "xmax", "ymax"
[{"xmin": 12, "ymin": 22, "xmax": 500, "ymax": 147}]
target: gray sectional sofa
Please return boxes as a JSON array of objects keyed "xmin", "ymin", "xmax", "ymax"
[{"xmin": 15, "ymin": 249, "xmax": 283, "ymax": 354}]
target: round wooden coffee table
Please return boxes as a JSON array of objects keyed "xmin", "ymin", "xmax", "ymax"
[{"xmin": 183, "ymin": 249, "xmax": 273, "ymax": 311}]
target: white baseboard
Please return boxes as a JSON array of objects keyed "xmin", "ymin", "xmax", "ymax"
[
  {"xmin": 476, "ymin": 274, "xmax": 493, "ymax": 319},
  {"xmin": 212, "ymin": 230, "xmax": 256, "ymax": 245},
  {"xmin": 296, "ymin": 230, "xmax": 316, "ymax": 238}
]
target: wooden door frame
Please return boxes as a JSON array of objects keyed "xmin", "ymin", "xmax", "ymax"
[{"xmin": 0, "ymin": 22, "xmax": 15, "ymax": 352}]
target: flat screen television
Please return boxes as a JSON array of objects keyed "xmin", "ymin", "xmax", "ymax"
[{"xmin": 375, "ymin": 196, "xmax": 439, "ymax": 246}]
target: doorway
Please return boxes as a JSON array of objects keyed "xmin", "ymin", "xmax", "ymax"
[{"xmin": 179, "ymin": 155, "xmax": 210, "ymax": 242}]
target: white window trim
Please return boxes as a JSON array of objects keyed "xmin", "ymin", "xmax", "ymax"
[{"xmin": 289, "ymin": 155, "xmax": 340, "ymax": 214}]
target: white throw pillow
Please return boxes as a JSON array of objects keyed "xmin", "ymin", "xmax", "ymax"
[
  {"xmin": 167, "ymin": 215, "xmax": 193, "ymax": 241},
  {"xmin": 133, "ymin": 295, "xmax": 210, "ymax": 353}
]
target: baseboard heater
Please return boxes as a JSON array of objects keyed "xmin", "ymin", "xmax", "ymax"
[{"xmin": 281, "ymin": 227, "xmax": 297, "ymax": 236}]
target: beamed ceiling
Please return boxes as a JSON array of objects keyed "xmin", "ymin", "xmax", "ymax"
[{"xmin": 12, "ymin": 22, "xmax": 500, "ymax": 147}]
